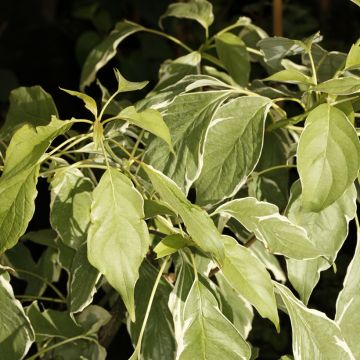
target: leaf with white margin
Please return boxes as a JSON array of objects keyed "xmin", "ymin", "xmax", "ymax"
[
  {"xmin": 145, "ymin": 91, "xmax": 230, "ymax": 193},
  {"xmin": 220, "ymin": 235, "xmax": 279, "ymax": 329},
  {"xmin": 142, "ymin": 164, "xmax": 224, "ymax": 264},
  {"xmin": 275, "ymin": 282, "xmax": 355, "ymax": 360},
  {"xmin": 87, "ymin": 168, "xmax": 150, "ymax": 321},
  {"xmin": 159, "ymin": 0, "xmax": 214, "ymax": 34},
  {"xmin": 297, "ymin": 104, "xmax": 360, "ymax": 211},
  {"xmin": 286, "ymin": 182, "xmax": 357, "ymax": 304},
  {"xmin": 177, "ymin": 278, "xmax": 251, "ymax": 360},
  {"xmin": 0, "ymin": 272, "xmax": 34, "ymax": 360},
  {"xmin": 196, "ymin": 96, "xmax": 271, "ymax": 205},
  {"xmin": 215, "ymin": 197, "xmax": 321, "ymax": 260},
  {"xmin": 312, "ymin": 77, "xmax": 360, "ymax": 95},
  {"xmin": 336, "ymin": 218, "xmax": 360, "ymax": 357}
]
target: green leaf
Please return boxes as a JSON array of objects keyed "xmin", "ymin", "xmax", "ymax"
[
  {"xmin": 0, "ymin": 86, "xmax": 58, "ymax": 138},
  {"xmin": 176, "ymin": 278, "xmax": 251, "ymax": 359},
  {"xmin": 68, "ymin": 243, "xmax": 100, "ymax": 313},
  {"xmin": 221, "ymin": 235, "xmax": 279, "ymax": 329},
  {"xmin": 142, "ymin": 164, "xmax": 225, "ymax": 265},
  {"xmin": 128, "ymin": 261, "xmax": 175, "ymax": 359},
  {"xmin": 350, "ymin": 0, "xmax": 360, "ymax": 7},
  {"xmin": 118, "ymin": 106, "xmax": 173, "ymax": 150},
  {"xmin": 215, "ymin": 32, "xmax": 250, "ymax": 86},
  {"xmin": 215, "ymin": 197, "xmax": 321, "ymax": 260},
  {"xmin": 297, "ymin": 104, "xmax": 360, "ymax": 211},
  {"xmin": 153, "ymin": 52, "xmax": 201, "ymax": 92},
  {"xmin": 80, "ymin": 20, "xmax": 144, "ymax": 90},
  {"xmin": 215, "ymin": 272, "xmax": 254, "ymax": 338},
  {"xmin": 0, "ymin": 272, "xmax": 34, "ymax": 360},
  {"xmin": 60, "ymin": 88, "xmax": 98, "ymax": 117},
  {"xmin": 0, "ymin": 117, "xmax": 72, "ymax": 253},
  {"xmin": 345, "ymin": 41, "xmax": 360, "ymax": 69},
  {"xmin": 113, "ymin": 68, "xmax": 148, "ymax": 93},
  {"xmin": 335, "ymin": 219, "xmax": 360, "ymax": 357},
  {"xmin": 275, "ymin": 282, "xmax": 355, "ymax": 360},
  {"xmin": 154, "ymin": 234, "xmax": 189, "ymax": 258},
  {"xmin": 143, "ymin": 199, "xmax": 176, "ymax": 219},
  {"xmin": 195, "ymin": 96, "xmax": 271, "ymax": 205},
  {"xmin": 145, "ymin": 90, "xmax": 230, "ymax": 193},
  {"xmin": 258, "ymin": 37, "xmax": 305, "ymax": 69},
  {"xmin": 312, "ymin": 76, "xmax": 360, "ymax": 95},
  {"xmin": 286, "ymin": 182, "xmax": 357, "ymax": 304},
  {"xmin": 50, "ymin": 168, "xmax": 93, "ymax": 249},
  {"xmin": 160, "ymin": 0, "xmax": 214, "ymax": 35},
  {"xmin": 265, "ymin": 69, "xmax": 313, "ymax": 84},
  {"xmin": 87, "ymin": 168, "xmax": 150, "ymax": 321}
]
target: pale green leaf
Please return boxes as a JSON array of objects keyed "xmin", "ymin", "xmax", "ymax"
[
  {"xmin": 154, "ymin": 234, "xmax": 189, "ymax": 259},
  {"xmin": 220, "ymin": 235, "xmax": 279, "ymax": 329},
  {"xmin": 128, "ymin": 261, "xmax": 175, "ymax": 359},
  {"xmin": 145, "ymin": 90, "xmax": 230, "ymax": 193},
  {"xmin": 160, "ymin": 0, "xmax": 214, "ymax": 34},
  {"xmin": 50, "ymin": 168, "xmax": 93, "ymax": 249},
  {"xmin": 118, "ymin": 106, "xmax": 173, "ymax": 150},
  {"xmin": 113, "ymin": 68, "xmax": 148, "ymax": 93},
  {"xmin": 335, "ymin": 219, "xmax": 360, "ymax": 357},
  {"xmin": 265, "ymin": 69, "xmax": 313, "ymax": 84},
  {"xmin": 345, "ymin": 41, "xmax": 360, "ymax": 69},
  {"xmin": 275, "ymin": 282, "xmax": 355, "ymax": 360},
  {"xmin": 177, "ymin": 278, "xmax": 251, "ymax": 359},
  {"xmin": 60, "ymin": 88, "xmax": 98, "ymax": 117},
  {"xmin": 80, "ymin": 20, "xmax": 143, "ymax": 90},
  {"xmin": 312, "ymin": 76, "xmax": 360, "ymax": 95},
  {"xmin": 196, "ymin": 96, "xmax": 271, "ymax": 205},
  {"xmin": 143, "ymin": 164, "xmax": 225, "ymax": 265},
  {"xmin": 0, "ymin": 86, "xmax": 58, "ymax": 138},
  {"xmin": 143, "ymin": 199, "xmax": 175, "ymax": 219},
  {"xmin": 215, "ymin": 32, "xmax": 250, "ymax": 86},
  {"xmin": 0, "ymin": 272, "xmax": 34, "ymax": 360},
  {"xmin": 215, "ymin": 197, "xmax": 321, "ymax": 259},
  {"xmin": 0, "ymin": 117, "xmax": 72, "ymax": 253},
  {"xmin": 215, "ymin": 272, "xmax": 254, "ymax": 338},
  {"xmin": 87, "ymin": 168, "xmax": 150, "ymax": 321},
  {"xmin": 297, "ymin": 104, "xmax": 360, "ymax": 211},
  {"xmin": 350, "ymin": 0, "xmax": 360, "ymax": 7},
  {"xmin": 286, "ymin": 182, "xmax": 356, "ymax": 304}
]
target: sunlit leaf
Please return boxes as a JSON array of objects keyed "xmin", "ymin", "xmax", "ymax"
[
  {"xmin": 60, "ymin": 88, "xmax": 98, "ymax": 117},
  {"xmin": 312, "ymin": 76, "xmax": 360, "ymax": 95}
]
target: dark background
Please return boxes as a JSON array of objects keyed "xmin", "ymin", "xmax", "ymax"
[{"xmin": 0, "ymin": 1, "xmax": 359, "ymax": 359}]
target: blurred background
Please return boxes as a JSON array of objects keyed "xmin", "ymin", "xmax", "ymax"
[{"xmin": 0, "ymin": 1, "xmax": 359, "ymax": 358}]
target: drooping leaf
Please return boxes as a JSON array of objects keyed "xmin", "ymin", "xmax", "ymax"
[
  {"xmin": 68, "ymin": 243, "xmax": 100, "ymax": 313},
  {"xmin": 345, "ymin": 41, "xmax": 360, "ymax": 69},
  {"xmin": 275, "ymin": 282, "xmax": 355, "ymax": 360},
  {"xmin": 50, "ymin": 168, "xmax": 93, "ymax": 249},
  {"xmin": 215, "ymin": 197, "xmax": 321, "ymax": 259},
  {"xmin": 87, "ymin": 168, "xmax": 150, "ymax": 321},
  {"xmin": 128, "ymin": 261, "xmax": 175, "ymax": 359},
  {"xmin": 176, "ymin": 278, "xmax": 251, "ymax": 359},
  {"xmin": 159, "ymin": 0, "xmax": 214, "ymax": 35},
  {"xmin": 0, "ymin": 272, "xmax": 34, "ymax": 360},
  {"xmin": 215, "ymin": 272, "xmax": 254, "ymax": 338},
  {"xmin": 117, "ymin": 105, "xmax": 173, "ymax": 150},
  {"xmin": 297, "ymin": 104, "xmax": 360, "ymax": 211},
  {"xmin": 0, "ymin": 117, "xmax": 72, "ymax": 253},
  {"xmin": 0, "ymin": 86, "xmax": 58, "ymax": 138},
  {"xmin": 220, "ymin": 235, "xmax": 279, "ymax": 329},
  {"xmin": 60, "ymin": 88, "xmax": 98, "ymax": 117},
  {"xmin": 80, "ymin": 20, "xmax": 144, "ymax": 90},
  {"xmin": 145, "ymin": 90, "xmax": 230, "ymax": 193},
  {"xmin": 335, "ymin": 218, "xmax": 360, "ymax": 357},
  {"xmin": 312, "ymin": 76, "xmax": 360, "ymax": 95},
  {"xmin": 264, "ymin": 69, "xmax": 313, "ymax": 84},
  {"xmin": 215, "ymin": 32, "xmax": 250, "ymax": 86},
  {"xmin": 142, "ymin": 164, "xmax": 225, "ymax": 264},
  {"xmin": 286, "ymin": 182, "xmax": 357, "ymax": 304},
  {"xmin": 196, "ymin": 96, "xmax": 271, "ymax": 205}
]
